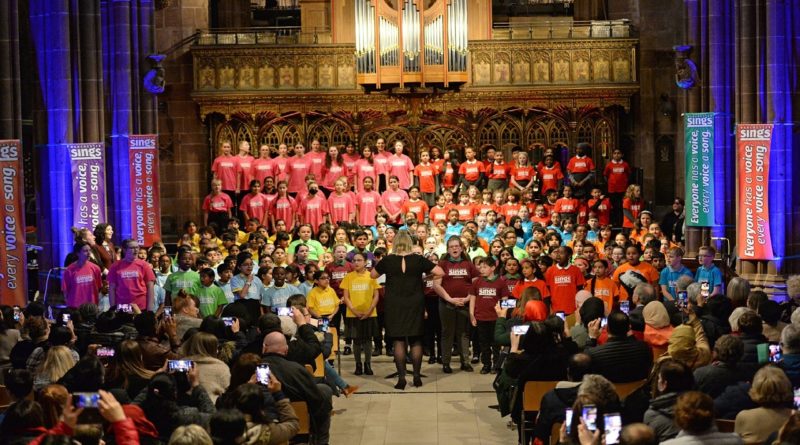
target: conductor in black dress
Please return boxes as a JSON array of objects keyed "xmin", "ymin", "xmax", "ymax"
[{"xmin": 372, "ymin": 230, "xmax": 445, "ymax": 389}]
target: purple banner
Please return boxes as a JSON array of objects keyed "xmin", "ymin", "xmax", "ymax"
[{"xmin": 69, "ymin": 143, "xmax": 107, "ymax": 230}]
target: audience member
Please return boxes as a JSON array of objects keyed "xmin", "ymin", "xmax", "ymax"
[
  {"xmin": 734, "ymin": 365, "xmax": 793, "ymax": 444},
  {"xmin": 662, "ymin": 391, "xmax": 743, "ymax": 445},
  {"xmin": 693, "ymin": 335, "xmax": 745, "ymax": 398},
  {"xmin": 585, "ymin": 312, "xmax": 652, "ymax": 383}
]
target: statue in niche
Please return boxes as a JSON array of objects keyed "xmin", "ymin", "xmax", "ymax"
[
  {"xmin": 199, "ymin": 67, "xmax": 215, "ymax": 89},
  {"xmin": 220, "ymin": 66, "xmax": 235, "ymax": 88},
  {"xmin": 613, "ymin": 58, "xmax": 630, "ymax": 81},
  {"xmin": 534, "ymin": 59, "xmax": 549, "ymax": 82},
  {"xmin": 593, "ymin": 58, "xmax": 609, "ymax": 81},
  {"xmin": 513, "ymin": 61, "xmax": 530, "ymax": 84},
  {"xmin": 473, "ymin": 60, "xmax": 490, "ymax": 84},
  {"xmin": 258, "ymin": 65, "xmax": 275, "ymax": 88},
  {"xmin": 239, "ymin": 67, "xmax": 255, "ymax": 89},
  {"xmin": 319, "ymin": 65, "xmax": 334, "ymax": 88},
  {"xmin": 279, "ymin": 66, "xmax": 294, "ymax": 87},
  {"xmin": 573, "ymin": 58, "xmax": 589, "ymax": 81},
  {"xmin": 494, "ymin": 60, "xmax": 510, "ymax": 83},
  {"xmin": 338, "ymin": 64, "xmax": 354, "ymax": 86},
  {"xmin": 673, "ymin": 45, "xmax": 698, "ymax": 89},
  {"xmin": 298, "ymin": 65, "xmax": 314, "ymax": 88},
  {"xmin": 554, "ymin": 58, "xmax": 569, "ymax": 81}
]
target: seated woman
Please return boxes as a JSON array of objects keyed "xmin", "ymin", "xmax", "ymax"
[
  {"xmin": 644, "ymin": 359, "xmax": 695, "ymax": 442},
  {"xmin": 734, "ymin": 365, "xmax": 794, "ymax": 444},
  {"xmin": 662, "ymin": 391, "xmax": 743, "ymax": 445}
]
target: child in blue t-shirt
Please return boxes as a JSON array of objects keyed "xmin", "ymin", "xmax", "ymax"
[
  {"xmin": 695, "ymin": 245, "xmax": 723, "ymax": 296},
  {"xmin": 659, "ymin": 247, "xmax": 694, "ymax": 300}
]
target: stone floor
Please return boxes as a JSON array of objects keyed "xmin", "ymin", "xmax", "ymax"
[{"xmin": 328, "ymin": 351, "xmax": 518, "ymax": 445}]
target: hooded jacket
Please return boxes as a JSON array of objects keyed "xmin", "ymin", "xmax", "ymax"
[{"xmin": 644, "ymin": 392, "xmax": 682, "ymax": 442}]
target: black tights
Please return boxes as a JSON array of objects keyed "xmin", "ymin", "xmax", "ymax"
[{"xmin": 393, "ymin": 336, "xmax": 423, "ymax": 382}]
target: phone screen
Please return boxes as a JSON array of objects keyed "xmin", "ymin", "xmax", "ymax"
[
  {"xmin": 619, "ymin": 300, "xmax": 630, "ymax": 314},
  {"xmin": 794, "ymin": 388, "xmax": 800, "ymax": 410},
  {"xmin": 74, "ymin": 392, "xmax": 101, "ymax": 408},
  {"xmin": 168, "ymin": 360, "xmax": 193, "ymax": 372},
  {"xmin": 564, "ymin": 408, "xmax": 573, "ymax": 434},
  {"xmin": 256, "ymin": 364, "xmax": 271, "ymax": 385},
  {"xmin": 97, "ymin": 347, "xmax": 115, "ymax": 358},
  {"xmin": 512, "ymin": 324, "xmax": 530, "ymax": 335},
  {"xmin": 320, "ymin": 317, "xmax": 330, "ymax": 332},
  {"xmin": 61, "ymin": 313, "xmax": 71, "ymax": 324},
  {"xmin": 223, "ymin": 317, "xmax": 234, "ymax": 326},
  {"xmin": 118, "ymin": 304, "xmax": 133, "ymax": 313},
  {"xmin": 555, "ymin": 311, "xmax": 566, "ymax": 321},
  {"xmin": 770, "ymin": 344, "xmax": 783, "ymax": 362},
  {"xmin": 163, "ymin": 306, "xmax": 173, "ymax": 317},
  {"xmin": 582, "ymin": 405, "xmax": 597, "ymax": 431},
  {"xmin": 700, "ymin": 282, "xmax": 710, "ymax": 297},
  {"xmin": 276, "ymin": 307, "xmax": 293, "ymax": 317},
  {"xmin": 600, "ymin": 317, "xmax": 607, "ymax": 328},
  {"xmin": 604, "ymin": 413, "xmax": 622, "ymax": 444},
  {"xmin": 501, "ymin": 299, "xmax": 516, "ymax": 309}
]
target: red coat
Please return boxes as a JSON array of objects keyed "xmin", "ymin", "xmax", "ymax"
[{"xmin": 29, "ymin": 419, "xmax": 139, "ymax": 445}]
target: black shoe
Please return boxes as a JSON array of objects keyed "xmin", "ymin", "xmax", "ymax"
[
  {"xmin": 364, "ymin": 363, "xmax": 373, "ymax": 375},
  {"xmin": 343, "ymin": 346, "xmax": 352, "ymax": 355},
  {"xmin": 385, "ymin": 348, "xmax": 393, "ymax": 357},
  {"xmin": 437, "ymin": 357, "xmax": 443, "ymax": 364},
  {"xmin": 442, "ymin": 365, "xmax": 453, "ymax": 374},
  {"xmin": 395, "ymin": 379, "xmax": 407, "ymax": 390},
  {"xmin": 423, "ymin": 348, "xmax": 431, "ymax": 357},
  {"xmin": 461, "ymin": 364, "xmax": 474, "ymax": 372},
  {"xmin": 428, "ymin": 356, "xmax": 437, "ymax": 364},
  {"xmin": 413, "ymin": 376, "xmax": 423, "ymax": 387},
  {"xmin": 480, "ymin": 366, "xmax": 491, "ymax": 375},
  {"xmin": 471, "ymin": 355, "xmax": 480, "ymax": 364},
  {"xmin": 374, "ymin": 346, "xmax": 382, "ymax": 356},
  {"xmin": 405, "ymin": 356, "xmax": 412, "ymax": 364},
  {"xmin": 354, "ymin": 363, "xmax": 363, "ymax": 376}
]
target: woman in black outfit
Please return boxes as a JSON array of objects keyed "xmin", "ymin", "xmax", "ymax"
[{"xmin": 372, "ymin": 230, "xmax": 444, "ymax": 389}]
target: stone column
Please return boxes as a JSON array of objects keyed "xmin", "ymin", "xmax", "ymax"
[
  {"xmin": 30, "ymin": 0, "xmax": 76, "ymax": 271},
  {"xmin": 0, "ymin": 0, "xmax": 22, "ymax": 139}
]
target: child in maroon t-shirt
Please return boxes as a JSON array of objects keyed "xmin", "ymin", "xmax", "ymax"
[{"xmin": 469, "ymin": 256, "xmax": 510, "ymax": 374}]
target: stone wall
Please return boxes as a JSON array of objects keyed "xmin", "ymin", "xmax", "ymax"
[
  {"xmin": 609, "ymin": 0, "xmax": 683, "ymax": 208},
  {"xmin": 155, "ymin": 0, "xmax": 210, "ymax": 240}
]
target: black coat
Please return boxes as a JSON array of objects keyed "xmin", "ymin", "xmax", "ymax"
[
  {"xmin": 261, "ymin": 352, "xmax": 331, "ymax": 416},
  {"xmin": 585, "ymin": 336, "xmax": 653, "ymax": 383}
]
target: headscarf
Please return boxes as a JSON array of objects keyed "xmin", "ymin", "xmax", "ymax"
[
  {"xmin": 643, "ymin": 301, "xmax": 671, "ymax": 329},
  {"xmin": 668, "ymin": 325, "xmax": 698, "ymax": 366},
  {"xmin": 579, "ymin": 297, "xmax": 605, "ymax": 327},
  {"xmin": 524, "ymin": 300, "xmax": 548, "ymax": 322}
]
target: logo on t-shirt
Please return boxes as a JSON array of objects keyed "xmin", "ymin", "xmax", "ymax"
[
  {"xmin": 554, "ymin": 276, "xmax": 573, "ymax": 285},
  {"xmin": 448, "ymin": 268, "xmax": 468, "ymax": 277},
  {"xmin": 351, "ymin": 283, "xmax": 370, "ymax": 292},
  {"xmin": 478, "ymin": 288, "xmax": 497, "ymax": 297}
]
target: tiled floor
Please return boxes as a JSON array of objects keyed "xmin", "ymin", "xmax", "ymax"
[{"xmin": 329, "ymin": 352, "xmax": 518, "ymax": 445}]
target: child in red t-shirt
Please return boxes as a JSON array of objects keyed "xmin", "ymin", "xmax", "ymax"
[
  {"xmin": 203, "ymin": 179, "xmax": 233, "ymax": 229},
  {"xmin": 429, "ymin": 193, "xmax": 451, "ymax": 224},
  {"xmin": 544, "ymin": 246, "xmax": 586, "ymax": 314},
  {"xmin": 469, "ymin": 256, "xmax": 509, "ymax": 373},
  {"xmin": 554, "ymin": 185, "xmax": 580, "ymax": 223},
  {"xmin": 454, "ymin": 193, "xmax": 476, "ymax": 222},
  {"xmin": 458, "ymin": 147, "xmax": 486, "ymax": 190},
  {"xmin": 587, "ymin": 186, "xmax": 612, "ymax": 227},
  {"xmin": 499, "ymin": 189, "xmax": 522, "ymax": 223},
  {"xmin": 414, "ymin": 149, "xmax": 438, "ymax": 207}
]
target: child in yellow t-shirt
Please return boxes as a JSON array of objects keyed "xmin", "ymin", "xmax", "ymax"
[
  {"xmin": 307, "ymin": 271, "xmax": 340, "ymax": 319},
  {"xmin": 340, "ymin": 252, "xmax": 380, "ymax": 375}
]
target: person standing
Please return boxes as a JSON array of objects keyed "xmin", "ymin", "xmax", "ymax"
[
  {"xmin": 211, "ymin": 140, "xmax": 238, "ymax": 206},
  {"xmin": 62, "ymin": 241, "xmax": 102, "ymax": 307},
  {"xmin": 603, "ymin": 148, "xmax": 631, "ymax": 227},
  {"xmin": 108, "ymin": 239, "xmax": 156, "ymax": 310},
  {"xmin": 372, "ymin": 231, "xmax": 444, "ymax": 389},
  {"xmin": 235, "ymin": 140, "xmax": 255, "ymax": 205},
  {"xmin": 435, "ymin": 236, "xmax": 480, "ymax": 374},
  {"xmin": 566, "ymin": 143, "xmax": 595, "ymax": 199}
]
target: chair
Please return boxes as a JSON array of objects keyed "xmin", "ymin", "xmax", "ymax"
[
  {"xmin": 520, "ymin": 381, "xmax": 559, "ymax": 445},
  {"xmin": 290, "ymin": 401, "xmax": 311, "ymax": 443},
  {"xmin": 550, "ymin": 422, "xmax": 562, "ymax": 445},
  {"xmin": 613, "ymin": 379, "xmax": 647, "ymax": 400},
  {"xmin": 329, "ymin": 327, "xmax": 341, "ymax": 374},
  {"xmin": 0, "ymin": 385, "xmax": 11, "ymax": 413},
  {"xmin": 716, "ymin": 419, "xmax": 735, "ymax": 433},
  {"xmin": 313, "ymin": 354, "xmax": 325, "ymax": 378},
  {"xmin": 565, "ymin": 313, "xmax": 577, "ymax": 329}
]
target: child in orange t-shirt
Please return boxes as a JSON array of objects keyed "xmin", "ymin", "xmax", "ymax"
[{"xmin": 585, "ymin": 259, "xmax": 620, "ymax": 313}]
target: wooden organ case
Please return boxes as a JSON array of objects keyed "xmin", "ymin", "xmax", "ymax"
[{"xmin": 355, "ymin": 0, "xmax": 468, "ymax": 88}]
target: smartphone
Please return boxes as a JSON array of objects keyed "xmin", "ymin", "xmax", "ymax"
[
  {"xmin": 582, "ymin": 405, "xmax": 598, "ymax": 431},
  {"xmin": 600, "ymin": 317, "xmax": 608, "ymax": 328},
  {"xmin": 500, "ymin": 299, "xmax": 516, "ymax": 309},
  {"xmin": 276, "ymin": 307, "xmax": 293, "ymax": 317},
  {"xmin": 12, "ymin": 306, "xmax": 20, "ymax": 321},
  {"xmin": 770, "ymin": 343, "xmax": 783, "ymax": 363},
  {"xmin": 256, "ymin": 363, "xmax": 271, "ymax": 385},
  {"xmin": 676, "ymin": 291, "xmax": 688, "ymax": 309},
  {"xmin": 163, "ymin": 306, "xmax": 173, "ymax": 318},
  {"xmin": 555, "ymin": 311, "xmax": 566, "ymax": 321},
  {"xmin": 222, "ymin": 317, "xmax": 235, "ymax": 327},
  {"xmin": 700, "ymin": 282, "xmax": 710, "ymax": 297},
  {"xmin": 96, "ymin": 347, "xmax": 115, "ymax": 358},
  {"xmin": 74, "ymin": 392, "xmax": 101, "ymax": 408},
  {"xmin": 619, "ymin": 300, "xmax": 630, "ymax": 315},
  {"xmin": 511, "ymin": 324, "xmax": 530, "ymax": 335},
  {"xmin": 168, "ymin": 360, "xmax": 193, "ymax": 373},
  {"xmin": 793, "ymin": 388, "xmax": 800, "ymax": 410},
  {"xmin": 604, "ymin": 413, "xmax": 622, "ymax": 444},
  {"xmin": 118, "ymin": 304, "xmax": 133, "ymax": 313},
  {"xmin": 61, "ymin": 313, "xmax": 71, "ymax": 324},
  {"xmin": 320, "ymin": 317, "xmax": 330, "ymax": 333},
  {"xmin": 564, "ymin": 408, "xmax": 573, "ymax": 434}
]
